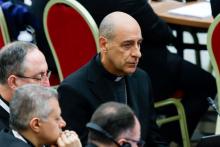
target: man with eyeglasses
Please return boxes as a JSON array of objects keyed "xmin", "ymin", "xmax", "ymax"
[
  {"xmin": 86, "ymin": 102, "xmax": 145, "ymax": 147},
  {"xmin": 0, "ymin": 41, "xmax": 51, "ymax": 130}
]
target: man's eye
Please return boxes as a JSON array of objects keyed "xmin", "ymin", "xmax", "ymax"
[
  {"xmin": 138, "ymin": 41, "xmax": 142, "ymax": 46},
  {"xmin": 35, "ymin": 74, "xmax": 43, "ymax": 79},
  {"xmin": 56, "ymin": 117, "xmax": 61, "ymax": 121},
  {"xmin": 123, "ymin": 44, "xmax": 132, "ymax": 48}
]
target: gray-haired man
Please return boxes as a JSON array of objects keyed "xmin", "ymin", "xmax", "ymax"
[
  {"xmin": 0, "ymin": 41, "xmax": 50, "ymax": 130},
  {"xmin": 0, "ymin": 84, "xmax": 81, "ymax": 147}
]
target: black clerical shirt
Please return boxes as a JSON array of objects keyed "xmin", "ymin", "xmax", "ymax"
[{"xmin": 96, "ymin": 55, "xmax": 127, "ymax": 104}]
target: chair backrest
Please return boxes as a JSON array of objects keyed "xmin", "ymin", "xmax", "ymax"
[
  {"xmin": 207, "ymin": 13, "xmax": 220, "ymax": 134},
  {"xmin": 0, "ymin": 6, "xmax": 10, "ymax": 48},
  {"xmin": 43, "ymin": 0, "xmax": 99, "ymax": 82}
]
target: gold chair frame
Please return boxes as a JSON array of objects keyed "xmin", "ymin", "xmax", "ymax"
[
  {"xmin": 0, "ymin": 6, "xmax": 10, "ymax": 46},
  {"xmin": 207, "ymin": 14, "xmax": 220, "ymax": 134},
  {"xmin": 155, "ymin": 98, "xmax": 190, "ymax": 147}
]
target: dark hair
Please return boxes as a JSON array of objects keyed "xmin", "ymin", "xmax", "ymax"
[
  {"xmin": 0, "ymin": 41, "xmax": 38, "ymax": 84},
  {"xmin": 88, "ymin": 102, "xmax": 135, "ymax": 145}
]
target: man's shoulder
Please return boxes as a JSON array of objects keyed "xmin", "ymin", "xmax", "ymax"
[
  {"xmin": 0, "ymin": 106, "xmax": 9, "ymax": 130},
  {"xmin": 0, "ymin": 106, "xmax": 8, "ymax": 116},
  {"xmin": 0, "ymin": 119, "xmax": 9, "ymax": 131},
  {"xmin": 0, "ymin": 129, "xmax": 30, "ymax": 147},
  {"xmin": 133, "ymin": 68, "xmax": 150, "ymax": 79},
  {"xmin": 136, "ymin": 67, "xmax": 147, "ymax": 74}
]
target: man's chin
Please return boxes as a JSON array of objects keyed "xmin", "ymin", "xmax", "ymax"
[{"xmin": 46, "ymin": 138, "xmax": 58, "ymax": 146}]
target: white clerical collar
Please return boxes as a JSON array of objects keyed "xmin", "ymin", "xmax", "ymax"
[
  {"xmin": 12, "ymin": 130, "xmax": 46, "ymax": 147},
  {"xmin": 12, "ymin": 130, "xmax": 27, "ymax": 144},
  {"xmin": 114, "ymin": 76, "xmax": 123, "ymax": 82},
  {"xmin": 0, "ymin": 98, "xmax": 10, "ymax": 113}
]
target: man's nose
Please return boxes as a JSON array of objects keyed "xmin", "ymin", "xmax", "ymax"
[
  {"xmin": 60, "ymin": 117, "xmax": 66, "ymax": 128},
  {"xmin": 132, "ymin": 46, "xmax": 142, "ymax": 58},
  {"xmin": 41, "ymin": 77, "xmax": 50, "ymax": 87}
]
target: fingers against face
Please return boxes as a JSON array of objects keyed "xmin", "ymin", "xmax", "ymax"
[{"xmin": 57, "ymin": 130, "xmax": 82, "ymax": 147}]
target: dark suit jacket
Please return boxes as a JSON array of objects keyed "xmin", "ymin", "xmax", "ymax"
[
  {"xmin": 0, "ymin": 107, "xmax": 9, "ymax": 130},
  {"xmin": 0, "ymin": 96, "xmax": 9, "ymax": 130},
  {"xmin": 0, "ymin": 129, "xmax": 30, "ymax": 147},
  {"xmin": 58, "ymin": 55, "xmax": 168, "ymax": 147},
  {"xmin": 211, "ymin": 0, "xmax": 220, "ymax": 17}
]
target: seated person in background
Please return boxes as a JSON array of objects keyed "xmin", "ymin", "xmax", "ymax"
[
  {"xmin": 0, "ymin": 41, "xmax": 50, "ymax": 130},
  {"xmin": 0, "ymin": 84, "xmax": 82, "ymax": 147},
  {"xmin": 58, "ymin": 11, "xmax": 168, "ymax": 147},
  {"xmin": 86, "ymin": 102, "xmax": 145, "ymax": 147},
  {"xmin": 210, "ymin": 0, "xmax": 220, "ymax": 17},
  {"xmin": 1, "ymin": 1, "xmax": 32, "ymax": 41},
  {"xmin": 77, "ymin": 0, "xmax": 217, "ymax": 144},
  {"xmin": 0, "ymin": 0, "xmax": 57, "ymax": 73}
]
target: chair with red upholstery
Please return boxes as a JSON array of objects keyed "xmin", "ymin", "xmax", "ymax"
[
  {"xmin": 43, "ymin": 0, "xmax": 99, "ymax": 85},
  {"xmin": 207, "ymin": 13, "xmax": 220, "ymax": 134},
  {"xmin": 0, "ymin": 6, "xmax": 10, "ymax": 48}
]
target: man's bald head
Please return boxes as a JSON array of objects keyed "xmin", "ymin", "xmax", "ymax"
[{"xmin": 99, "ymin": 11, "xmax": 141, "ymax": 40}]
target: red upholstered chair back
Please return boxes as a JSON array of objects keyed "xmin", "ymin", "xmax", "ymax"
[
  {"xmin": 43, "ymin": 0, "xmax": 99, "ymax": 83},
  {"xmin": 0, "ymin": 27, "xmax": 4, "ymax": 48},
  {"xmin": 0, "ymin": 6, "xmax": 10, "ymax": 49},
  {"xmin": 207, "ymin": 14, "xmax": 220, "ymax": 134},
  {"xmin": 209, "ymin": 19, "xmax": 220, "ymax": 74}
]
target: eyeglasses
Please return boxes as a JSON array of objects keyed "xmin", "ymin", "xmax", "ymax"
[
  {"xmin": 15, "ymin": 70, "xmax": 51, "ymax": 81},
  {"xmin": 124, "ymin": 138, "xmax": 145, "ymax": 147}
]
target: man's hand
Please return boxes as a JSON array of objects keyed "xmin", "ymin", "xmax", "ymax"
[{"xmin": 57, "ymin": 130, "xmax": 82, "ymax": 147}]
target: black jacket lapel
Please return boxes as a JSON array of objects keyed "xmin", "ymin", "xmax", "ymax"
[{"xmin": 87, "ymin": 57, "xmax": 115, "ymax": 102}]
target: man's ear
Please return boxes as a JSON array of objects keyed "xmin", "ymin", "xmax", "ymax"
[
  {"xmin": 118, "ymin": 138, "xmax": 127, "ymax": 146},
  {"xmin": 7, "ymin": 75, "xmax": 18, "ymax": 89},
  {"xmin": 99, "ymin": 36, "xmax": 108, "ymax": 52},
  {"xmin": 29, "ymin": 117, "xmax": 41, "ymax": 133}
]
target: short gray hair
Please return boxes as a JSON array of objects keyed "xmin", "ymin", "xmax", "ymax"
[
  {"xmin": 99, "ymin": 14, "xmax": 115, "ymax": 40},
  {"xmin": 9, "ymin": 84, "xmax": 58, "ymax": 131},
  {"xmin": 0, "ymin": 41, "xmax": 38, "ymax": 84}
]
